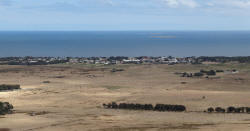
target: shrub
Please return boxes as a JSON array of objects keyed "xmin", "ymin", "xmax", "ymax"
[
  {"xmin": 0, "ymin": 102, "xmax": 14, "ymax": 115},
  {"xmin": 0, "ymin": 84, "xmax": 21, "ymax": 91},
  {"xmin": 194, "ymin": 72, "xmax": 204, "ymax": 77}
]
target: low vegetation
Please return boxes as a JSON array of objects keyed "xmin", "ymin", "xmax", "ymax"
[
  {"xmin": 102, "ymin": 85, "xmax": 130, "ymax": 90},
  {"xmin": 110, "ymin": 68, "xmax": 125, "ymax": 73},
  {"xmin": 103, "ymin": 102, "xmax": 250, "ymax": 114},
  {"xmin": 206, "ymin": 106, "xmax": 250, "ymax": 113},
  {"xmin": 0, "ymin": 84, "xmax": 21, "ymax": 91},
  {"xmin": 0, "ymin": 102, "xmax": 13, "ymax": 115},
  {"xmin": 180, "ymin": 69, "xmax": 229, "ymax": 78},
  {"xmin": 43, "ymin": 81, "xmax": 51, "ymax": 83},
  {"xmin": 103, "ymin": 102, "xmax": 186, "ymax": 112}
]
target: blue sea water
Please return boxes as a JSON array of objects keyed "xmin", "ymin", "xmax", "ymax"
[{"xmin": 0, "ymin": 31, "xmax": 250, "ymax": 57}]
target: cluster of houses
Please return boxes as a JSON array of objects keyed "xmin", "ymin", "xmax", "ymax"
[
  {"xmin": 1, "ymin": 56, "xmax": 249, "ymax": 65},
  {"xmin": 0, "ymin": 57, "xmax": 68, "ymax": 65},
  {"xmin": 0, "ymin": 56, "xmax": 197, "ymax": 65},
  {"xmin": 69, "ymin": 56, "xmax": 196, "ymax": 65}
]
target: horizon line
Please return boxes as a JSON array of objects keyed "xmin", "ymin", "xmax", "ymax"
[
  {"xmin": 1, "ymin": 56, "xmax": 250, "ymax": 58},
  {"xmin": 1, "ymin": 30, "xmax": 250, "ymax": 32}
]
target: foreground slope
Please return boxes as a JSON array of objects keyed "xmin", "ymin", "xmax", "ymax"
[{"xmin": 1, "ymin": 63, "xmax": 250, "ymax": 131}]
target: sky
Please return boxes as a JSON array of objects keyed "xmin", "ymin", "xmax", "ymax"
[{"xmin": 1, "ymin": 0, "xmax": 250, "ymax": 30}]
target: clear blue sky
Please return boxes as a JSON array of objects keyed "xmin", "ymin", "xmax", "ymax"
[{"xmin": 1, "ymin": 0, "xmax": 250, "ymax": 31}]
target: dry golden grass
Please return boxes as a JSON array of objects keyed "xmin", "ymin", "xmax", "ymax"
[{"xmin": 1, "ymin": 63, "xmax": 250, "ymax": 131}]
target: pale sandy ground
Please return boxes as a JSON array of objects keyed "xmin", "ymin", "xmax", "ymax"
[{"xmin": 1, "ymin": 63, "xmax": 250, "ymax": 131}]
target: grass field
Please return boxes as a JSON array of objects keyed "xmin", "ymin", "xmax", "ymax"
[{"xmin": 1, "ymin": 63, "xmax": 250, "ymax": 131}]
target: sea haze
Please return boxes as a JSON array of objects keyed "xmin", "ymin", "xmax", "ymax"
[{"xmin": 0, "ymin": 31, "xmax": 250, "ymax": 57}]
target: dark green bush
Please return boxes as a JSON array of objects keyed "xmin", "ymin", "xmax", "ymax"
[
  {"xmin": 0, "ymin": 102, "xmax": 14, "ymax": 115},
  {"xmin": 0, "ymin": 84, "xmax": 21, "ymax": 91}
]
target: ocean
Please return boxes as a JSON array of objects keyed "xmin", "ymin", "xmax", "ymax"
[{"xmin": 0, "ymin": 31, "xmax": 250, "ymax": 57}]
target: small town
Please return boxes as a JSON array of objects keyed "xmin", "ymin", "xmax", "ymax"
[{"xmin": 1, "ymin": 56, "xmax": 249, "ymax": 65}]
